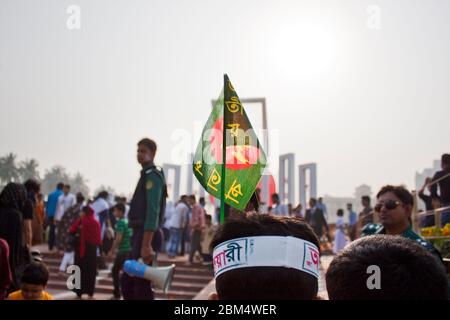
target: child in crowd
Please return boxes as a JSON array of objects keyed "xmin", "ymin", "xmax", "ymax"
[{"xmin": 7, "ymin": 262, "xmax": 54, "ymax": 300}]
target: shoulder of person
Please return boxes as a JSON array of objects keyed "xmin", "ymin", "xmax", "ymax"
[{"xmin": 361, "ymin": 223, "xmax": 383, "ymax": 236}]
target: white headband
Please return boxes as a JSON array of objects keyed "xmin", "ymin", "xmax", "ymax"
[{"xmin": 212, "ymin": 236, "xmax": 320, "ymax": 279}]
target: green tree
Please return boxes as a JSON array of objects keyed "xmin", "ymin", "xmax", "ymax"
[
  {"xmin": 69, "ymin": 172, "xmax": 90, "ymax": 198},
  {"xmin": 18, "ymin": 158, "xmax": 40, "ymax": 182},
  {"xmin": 0, "ymin": 153, "xmax": 20, "ymax": 187}
]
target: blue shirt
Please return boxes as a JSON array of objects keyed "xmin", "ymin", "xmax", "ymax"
[
  {"xmin": 348, "ymin": 210, "xmax": 357, "ymax": 226},
  {"xmin": 46, "ymin": 188, "xmax": 63, "ymax": 218}
]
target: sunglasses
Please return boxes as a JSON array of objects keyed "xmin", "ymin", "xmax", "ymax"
[{"xmin": 374, "ymin": 200, "xmax": 402, "ymax": 212}]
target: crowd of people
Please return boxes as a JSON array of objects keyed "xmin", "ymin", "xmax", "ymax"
[{"xmin": 0, "ymin": 140, "xmax": 448, "ymax": 300}]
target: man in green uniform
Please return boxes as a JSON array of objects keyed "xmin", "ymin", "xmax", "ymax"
[
  {"xmin": 361, "ymin": 185, "xmax": 442, "ymax": 262},
  {"xmin": 121, "ymin": 138, "xmax": 167, "ymax": 300}
]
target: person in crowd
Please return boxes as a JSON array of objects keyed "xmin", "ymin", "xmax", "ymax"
[
  {"xmin": 358, "ymin": 195, "xmax": 373, "ymax": 227},
  {"xmin": 45, "ymin": 182, "xmax": 64, "ymax": 251},
  {"xmin": 316, "ymin": 197, "xmax": 328, "ymax": 221},
  {"xmin": 208, "ymin": 213, "xmax": 321, "ymax": 300},
  {"xmin": 326, "ymin": 235, "xmax": 448, "ymax": 300},
  {"xmin": 430, "ymin": 153, "xmax": 450, "ymax": 226},
  {"xmin": 90, "ymin": 191, "xmax": 110, "ymax": 269},
  {"xmin": 121, "ymin": 138, "xmax": 167, "ymax": 300},
  {"xmin": 55, "ymin": 185, "xmax": 76, "ymax": 253},
  {"xmin": 0, "ymin": 238, "xmax": 12, "ymax": 300},
  {"xmin": 58, "ymin": 192, "xmax": 85, "ymax": 273},
  {"xmin": 292, "ymin": 203, "xmax": 303, "ymax": 218},
  {"xmin": 0, "ymin": 183, "xmax": 28, "ymax": 292},
  {"xmin": 271, "ymin": 193, "xmax": 288, "ymax": 216},
  {"xmin": 69, "ymin": 206, "xmax": 101, "ymax": 299},
  {"xmin": 167, "ymin": 195, "xmax": 188, "ymax": 258},
  {"xmin": 361, "ymin": 185, "xmax": 443, "ymax": 263},
  {"xmin": 347, "ymin": 203, "xmax": 358, "ymax": 241},
  {"xmin": 200, "ymin": 214, "xmax": 215, "ymax": 264},
  {"xmin": 179, "ymin": 200, "xmax": 191, "ymax": 257},
  {"xmin": 418, "ymin": 177, "xmax": 436, "ymax": 227},
  {"xmin": 32, "ymin": 193, "xmax": 45, "ymax": 245},
  {"xmin": 23, "ymin": 179, "xmax": 41, "ymax": 248},
  {"xmin": 304, "ymin": 198, "xmax": 330, "ymax": 241},
  {"xmin": 7, "ymin": 262, "xmax": 54, "ymax": 300},
  {"xmin": 108, "ymin": 203, "xmax": 132, "ymax": 300},
  {"xmin": 162, "ymin": 200, "xmax": 174, "ymax": 253},
  {"xmin": 188, "ymin": 195, "xmax": 205, "ymax": 265},
  {"xmin": 333, "ymin": 209, "xmax": 348, "ymax": 254}
]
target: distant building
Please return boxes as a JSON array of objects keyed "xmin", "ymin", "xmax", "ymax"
[{"xmin": 322, "ymin": 184, "xmax": 373, "ymax": 224}]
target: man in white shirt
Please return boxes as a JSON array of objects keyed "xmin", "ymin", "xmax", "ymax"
[
  {"xmin": 55, "ymin": 184, "xmax": 76, "ymax": 222},
  {"xmin": 271, "ymin": 193, "xmax": 288, "ymax": 216},
  {"xmin": 167, "ymin": 195, "xmax": 189, "ymax": 258}
]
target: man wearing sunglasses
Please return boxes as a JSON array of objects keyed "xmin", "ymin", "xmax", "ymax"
[{"xmin": 361, "ymin": 185, "xmax": 442, "ymax": 263}]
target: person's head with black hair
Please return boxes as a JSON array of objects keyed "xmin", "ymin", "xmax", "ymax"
[
  {"xmin": 199, "ymin": 197, "xmax": 206, "ymax": 207},
  {"xmin": 346, "ymin": 203, "xmax": 352, "ymax": 211},
  {"xmin": 76, "ymin": 192, "xmax": 85, "ymax": 204},
  {"xmin": 56, "ymin": 182, "xmax": 64, "ymax": 190},
  {"xmin": 337, "ymin": 209, "xmax": 344, "ymax": 217},
  {"xmin": 96, "ymin": 191, "xmax": 109, "ymax": 200},
  {"xmin": 137, "ymin": 138, "xmax": 157, "ymax": 166},
  {"xmin": 63, "ymin": 184, "xmax": 71, "ymax": 195},
  {"xmin": 208, "ymin": 213, "xmax": 321, "ymax": 300},
  {"xmin": 188, "ymin": 194, "xmax": 196, "ymax": 206},
  {"xmin": 326, "ymin": 235, "xmax": 448, "ymax": 300},
  {"xmin": 271, "ymin": 193, "xmax": 280, "ymax": 205},
  {"xmin": 309, "ymin": 197, "xmax": 317, "ymax": 208},
  {"xmin": 114, "ymin": 202, "xmax": 126, "ymax": 220},
  {"xmin": 441, "ymin": 153, "xmax": 450, "ymax": 170},
  {"xmin": 24, "ymin": 179, "xmax": 40, "ymax": 194},
  {"xmin": 19, "ymin": 262, "xmax": 50, "ymax": 300},
  {"xmin": 375, "ymin": 185, "xmax": 413, "ymax": 235},
  {"xmin": 361, "ymin": 195, "xmax": 371, "ymax": 208}
]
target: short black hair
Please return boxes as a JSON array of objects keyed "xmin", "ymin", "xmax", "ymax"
[
  {"xmin": 138, "ymin": 138, "xmax": 157, "ymax": 154},
  {"xmin": 21, "ymin": 262, "xmax": 50, "ymax": 286},
  {"xmin": 56, "ymin": 182, "xmax": 64, "ymax": 190},
  {"xmin": 271, "ymin": 193, "xmax": 279, "ymax": 199},
  {"xmin": 442, "ymin": 153, "xmax": 450, "ymax": 166},
  {"xmin": 361, "ymin": 195, "xmax": 370, "ymax": 203},
  {"xmin": 189, "ymin": 194, "xmax": 196, "ymax": 201},
  {"xmin": 337, "ymin": 209, "xmax": 344, "ymax": 217},
  {"xmin": 376, "ymin": 185, "xmax": 413, "ymax": 206},
  {"xmin": 210, "ymin": 213, "xmax": 320, "ymax": 300},
  {"xmin": 24, "ymin": 179, "xmax": 40, "ymax": 193},
  {"xmin": 326, "ymin": 235, "xmax": 448, "ymax": 300},
  {"xmin": 115, "ymin": 203, "xmax": 125, "ymax": 213},
  {"xmin": 309, "ymin": 197, "xmax": 317, "ymax": 205},
  {"xmin": 205, "ymin": 214, "xmax": 212, "ymax": 221}
]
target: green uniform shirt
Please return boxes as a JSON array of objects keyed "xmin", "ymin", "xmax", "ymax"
[
  {"xmin": 361, "ymin": 223, "xmax": 443, "ymax": 262},
  {"xmin": 116, "ymin": 218, "xmax": 132, "ymax": 253},
  {"xmin": 143, "ymin": 166, "xmax": 164, "ymax": 231}
]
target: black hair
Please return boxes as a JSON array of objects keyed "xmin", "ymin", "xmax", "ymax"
[
  {"xmin": 56, "ymin": 182, "xmax": 64, "ymax": 190},
  {"xmin": 326, "ymin": 235, "xmax": 448, "ymax": 300},
  {"xmin": 189, "ymin": 194, "xmax": 196, "ymax": 202},
  {"xmin": 442, "ymin": 153, "xmax": 450, "ymax": 166},
  {"xmin": 138, "ymin": 138, "xmax": 157, "ymax": 154},
  {"xmin": 309, "ymin": 197, "xmax": 317, "ymax": 205},
  {"xmin": 361, "ymin": 195, "xmax": 371, "ymax": 204},
  {"xmin": 115, "ymin": 203, "xmax": 126, "ymax": 214},
  {"xmin": 376, "ymin": 185, "xmax": 413, "ymax": 206},
  {"xmin": 205, "ymin": 214, "xmax": 212, "ymax": 221},
  {"xmin": 24, "ymin": 179, "xmax": 40, "ymax": 193},
  {"xmin": 210, "ymin": 213, "xmax": 320, "ymax": 300},
  {"xmin": 96, "ymin": 191, "xmax": 109, "ymax": 200},
  {"xmin": 337, "ymin": 209, "xmax": 344, "ymax": 217},
  {"xmin": 271, "ymin": 193, "xmax": 279, "ymax": 200},
  {"xmin": 76, "ymin": 192, "xmax": 85, "ymax": 204},
  {"xmin": 21, "ymin": 262, "xmax": 50, "ymax": 286}
]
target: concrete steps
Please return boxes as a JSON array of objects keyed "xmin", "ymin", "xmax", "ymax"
[{"xmin": 41, "ymin": 251, "xmax": 213, "ymax": 300}]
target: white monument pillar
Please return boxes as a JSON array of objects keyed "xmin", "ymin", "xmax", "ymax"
[
  {"xmin": 163, "ymin": 164, "xmax": 181, "ymax": 202},
  {"xmin": 279, "ymin": 153, "xmax": 295, "ymax": 205},
  {"xmin": 299, "ymin": 163, "xmax": 317, "ymax": 212}
]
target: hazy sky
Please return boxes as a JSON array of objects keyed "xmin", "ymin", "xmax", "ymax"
[{"xmin": 1, "ymin": 0, "xmax": 449, "ymax": 201}]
